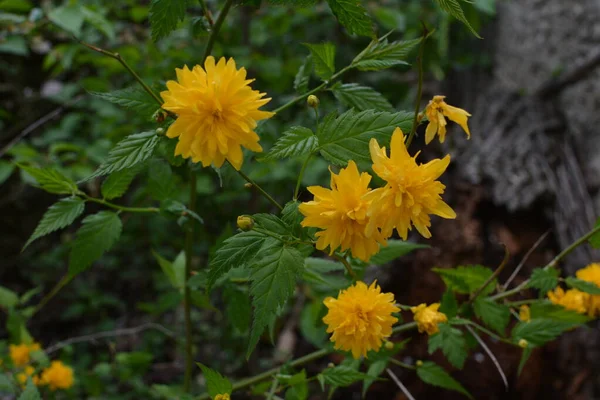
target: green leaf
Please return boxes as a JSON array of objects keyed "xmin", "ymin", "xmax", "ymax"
[
  {"xmin": 326, "ymin": 0, "xmax": 373, "ymax": 38},
  {"xmin": 517, "ymin": 347, "xmax": 532, "ymax": 376},
  {"xmin": 428, "ymin": 323, "xmax": 468, "ymax": 369},
  {"xmin": 304, "ymin": 43, "xmax": 335, "ymax": 80},
  {"xmin": 332, "ymin": 83, "xmax": 393, "ymax": 112},
  {"xmin": 152, "ymin": 250, "xmax": 185, "ymax": 289},
  {"xmin": 224, "ymin": 285, "xmax": 251, "ymax": 333},
  {"xmin": 316, "ymin": 109, "xmax": 412, "ymax": 167},
  {"xmin": 432, "ymin": 265, "xmax": 495, "ymax": 295},
  {"xmin": 281, "ymin": 201, "xmax": 305, "ymax": 239},
  {"xmin": 473, "ymin": 298, "xmax": 510, "ymax": 334},
  {"xmin": 527, "ymin": 267, "xmax": 559, "ymax": 293},
  {"xmin": 101, "ymin": 167, "xmax": 139, "ymax": 200},
  {"xmin": 300, "ymin": 300, "xmax": 328, "ymax": 347},
  {"xmin": 197, "ymin": 364, "xmax": 232, "ymax": 397},
  {"xmin": 90, "ymin": 132, "xmax": 160, "ymax": 179},
  {"xmin": 293, "ymin": 55, "xmax": 313, "ymax": 94},
  {"xmin": 263, "ymin": 126, "xmax": 317, "ymax": 160},
  {"xmin": 0, "ymin": 160, "xmax": 15, "ymax": 184},
  {"xmin": 23, "ymin": 197, "xmax": 85, "ymax": 249},
  {"xmin": 511, "ymin": 318, "xmax": 583, "ymax": 346},
  {"xmin": 0, "ymin": 373, "xmax": 15, "ymax": 394},
  {"xmin": 433, "ymin": 0, "xmax": 481, "ymax": 38},
  {"xmin": 589, "ymin": 217, "xmax": 600, "ymax": 248},
  {"xmin": 352, "ymin": 38, "xmax": 419, "ymax": 71},
  {"xmin": 0, "ymin": 35, "xmax": 27, "ymax": 56},
  {"xmin": 529, "ymin": 302, "xmax": 590, "ymax": 323},
  {"xmin": 69, "ymin": 211, "xmax": 122, "ymax": 276},
  {"xmin": 81, "ymin": 6, "xmax": 115, "ymax": 40},
  {"xmin": 147, "ymin": 160, "xmax": 175, "ymax": 201},
  {"xmin": 417, "ymin": 361, "xmax": 472, "ymax": 398},
  {"xmin": 247, "ymin": 244, "xmax": 305, "ymax": 357},
  {"xmin": 369, "ymin": 240, "xmax": 428, "ymax": 265},
  {"xmin": 565, "ymin": 277, "xmax": 600, "ymax": 295},
  {"xmin": 18, "ymin": 379, "xmax": 41, "ymax": 400},
  {"xmin": 47, "ymin": 4, "xmax": 85, "ymax": 36},
  {"xmin": 149, "ymin": 0, "xmax": 188, "ymax": 41},
  {"xmin": 319, "ymin": 365, "xmax": 372, "ymax": 387},
  {"xmin": 90, "ymin": 87, "xmax": 158, "ymax": 118},
  {"xmin": 440, "ymin": 289, "xmax": 458, "ymax": 318},
  {"xmin": 0, "ymin": 285, "xmax": 19, "ymax": 309},
  {"xmin": 208, "ymin": 231, "xmax": 274, "ymax": 290},
  {"xmin": 285, "ymin": 370, "xmax": 308, "ymax": 400},
  {"xmin": 18, "ymin": 164, "xmax": 78, "ymax": 195}
]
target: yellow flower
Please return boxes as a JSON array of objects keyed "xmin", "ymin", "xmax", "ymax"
[
  {"xmin": 366, "ymin": 128, "xmax": 456, "ymax": 240},
  {"xmin": 299, "ymin": 160, "xmax": 387, "ymax": 262},
  {"xmin": 16, "ymin": 366, "xmax": 37, "ymax": 387},
  {"xmin": 161, "ymin": 56, "xmax": 274, "ymax": 170},
  {"xmin": 9, "ymin": 343, "xmax": 40, "ymax": 367},
  {"xmin": 424, "ymin": 95, "xmax": 471, "ymax": 144},
  {"xmin": 576, "ymin": 263, "xmax": 600, "ymax": 317},
  {"xmin": 411, "ymin": 303, "xmax": 448, "ymax": 335},
  {"xmin": 322, "ymin": 281, "xmax": 400, "ymax": 359},
  {"xmin": 547, "ymin": 287, "xmax": 589, "ymax": 314},
  {"xmin": 214, "ymin": 394, "xmax": 230, "ymax": 400},
  {"xmin": 39, "ymin": 361, "xmax": 74, "ymax": 391},
  {"xmin": 519, "ymin": 305, "xmax": 531, "ymax": 322}
]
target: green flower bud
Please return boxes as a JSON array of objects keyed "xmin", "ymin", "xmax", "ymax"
[
  {"xmin": 237, "ymin": 215, "xmax": 254, "ymax": 231},
  {"xmin": 307, "ymin": 94, "xmax": 320, "ymax": 108}
]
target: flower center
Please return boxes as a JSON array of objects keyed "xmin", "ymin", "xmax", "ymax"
[
  {"xmin": 354, "ymin": 305, "xmax": 368, "ymax": 323},
  {"xmin": 212, "ymin": 109, "xmax": 223, "ymax": 121}
]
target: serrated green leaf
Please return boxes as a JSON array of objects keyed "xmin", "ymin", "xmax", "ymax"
[
  {"xmin": 433, "ymin": 0, "xmax": 481, "ymax": 38},
  {"xmin": 208, "ymin": 231, "xmax": 274, "ymax": 290},
  {"xmin": 352, "ymin": 38, "xmax": 419, "ymax": 71},
  {"xmin": 319, "ymin": 365, "xmax": 372, "ymax": 387},
  {"xmin": 369, "ymin": 240, "xmax": 428, "ymax": 265},
  {"xmin": 0, "ymin": 285, "xmax": 19, "ymax": 309},
  {"xmin": 527, "ymin": 267, "xmax": 559, "ymax": 293},
  {"xmin": 417, "ymin": 361, "xmax": 472, "ymax": 398},
  {"xmin": 81, "ymin": 6, "xmax": 115, "ymax": 40},
  {"xmin": 511, "ymin": 318, "xmax": 582, "ymax": 346},
  {"xmin": 432, "ymin": 265, "xmax": 495, "ymax": 295},
  {"xmin": 316, "ymin": 109, "xmax": 412, "ymax": 167},
  {"xmin": 529, "ymin": 302, "xmax": 590, "ymax": 323},
  {"xmin": 326, "ymin": 0, "xmax": 373, "ymax": 37},
  {"xmin": 247, "ymin": 244, "xmax": 305, "ymax": 357},
  {"xmin": 363, "ymin": 358, "xmax": 387, "ymax": 396},
  {"xmin": 281, "ymin": 201, "xmax": 304, "ymax": 237},
  {"xmin": 17, "ymin": 379, "xmax": 41, "ymax": 400},
  {"xmin": 332, "ymin": 83, "xmax": 394, "ymax": 112},
  {"xmin": 149, "ymin": 0, "xmax": 188, "ymax": 41},
  {"xmin": 101, "ymin": 167, "xmax": 139, "ymax": 200},
  {"xmin": 18, "ymin": 164, "xmax": 78, "ymax": 195},
  {"xmin": 268, "ymin": 0, "xmax": 317, "ymax": 5},
  {"xmin": 304, "ymin": 43, "xmax": 335, "ymax": 80},
  {"xmin": 264, "ymin": 126, "xmax": 317, "ymax": 160},
  {"xmin": 147, "ymin": 160, "xmax": 175, "ymax": 201},
  {"xmin": 565, "ymin": 277, "xmax": 600, "ymax": 294},
  {"xmin": 428, "ymin": 323, "xmax": 468, "ymax": 369},
  {"xmin": 89, "ymin": 132, "xmax": 160, "ymax": 179},
  {"xmin": 589, "ymin": 217, "xmax": 600, "ymax": 248},
  {"xmin": 293, "ymin": 55, "xmax": 312, "ymax": 94},
  {"xmin": 23, "ymin": 197, "xmax": 85, "ymax": 250},
  {"xmin": 473, "ymin": 298, "xmax": 510, "ymax": 334},
  {"xmin": 285, "ymin": 370, "xmax": 308, "ymax": 400},
  {"xmin": 47, "ymin": 4, "xmax": 84, "ymax": 36},
  {"xmin": 197, "ymin": 364, "xmax": 232, "ymax": 397},
  {"xmin": 517, "ymin": 347, "xmax": 532, "ymax": 376},
  {"xmin": 152, "ymin": 250, "xmax": 185, "ymax": 289},
  {"xmin": 159, "ymin": 137, "xmax": 186, "ymax": 167},
  {"xmin": 224, "ymin": 285, "xmax": 251, "ymax": 333},
  {"xmin": 440, "ymin": 289, "xmax": 458, "ymax": 318},
  {"xmin": 90, "ymin": 87, "xmax": 158, "ymax": 117},
  {"xmin": 69, "ymin": 211, "xmax": 122, "ymax": 276}
]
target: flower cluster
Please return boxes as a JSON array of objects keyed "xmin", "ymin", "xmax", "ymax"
[
  {"xmin": 548, "ymin": 263, "xmax": 600, "ymax": 316},
  {"xmin": 7, "ymin": 342, "xmax": 74, "ymax": 391}
]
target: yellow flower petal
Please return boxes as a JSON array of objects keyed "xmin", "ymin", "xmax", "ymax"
[
  {"xmin": 423, "ymin": 95, "xmax": 471, "ymax": 144},
  {"xmin": 411, "ymin": 303, "xmax": 447, "ymax": 335}
]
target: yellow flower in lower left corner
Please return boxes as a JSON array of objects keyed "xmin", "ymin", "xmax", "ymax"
[
  {"xmin": 161, "ymin": 56, "xmax": 274, "ymax": 170},
  {"xmin": 214, "ymin": 394, "xmax": 230, "ymax": 400},
  {"xmin": 322, "ymin": 281, "xmax": 400, "ymax": 359},
  {"xmin": 299, "ymin": 160, "xmax": 387, "ymax": 262},
  {"xmin": 39, "ymin": 361, "xmax": 74, "ymax": 391},
  {"xmin": 16, "ymin": 366, "xmax": 39, "ymax": 387},
  {"xmin": 9, "ymin": 342, "xmax": 40, "ymax": 367}
]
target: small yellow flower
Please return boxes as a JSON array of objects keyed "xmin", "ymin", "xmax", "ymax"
[
  {"xmin": 518, "ymin": 339, "xmax": 528, "ymax": 348},
  {"xmin": 299, "ymin": 160, "xmax": 387, "ymax": 262},
  {"xmin": 366, "ymin": 128, "xmax": 456, "ymax": 240},
  {"xmin": 411, "ymin": 303, "xmax": 448, "ymax": 335},
  {"xmin": 547, "ymin": 287, "xmax": 589, "ymax": 314},
  {"xmin": 16, "ymin": 366, "xmax": 37, "ymax": 386},
  {"xmin": 39, "ymin": 361, "xmax": 74, "ymax": 391},
  {"xmin": 214, "ymin": 394, "xmax": 230, "ymax": 400},
  {"xmin": 424, "ymin": 95, "xmax": 471, "ymax": 144},
  {"xmin": 576, "ymin": 263, "xmax": 600, "ymax": 317},
  {"xmin": 322, "ymin": 281, "xmax": 400, "ymax": 359},
  {"xmin": 236, "ymin": 215, "xmax": 254, "ymax": 231},
  {"xmin": 519, "ymin": 305, "xmax": 531, "ymax": 322},
  {"xmin": 9, "ymin": 343, "xmax": 40, "ymax": 367},
  {"xmin": 161, "ymin": 56, "xmax": 274, "ymax": 170},
  {"xmin": 307, "ymin": 94, "xmax": 320, "ymax": 108}
]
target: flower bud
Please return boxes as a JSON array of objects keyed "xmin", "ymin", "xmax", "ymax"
[
  {"xmin": 416, "ymin": 360, "xmax": 423, "ymax": 367},
  {"xmin": 237, "ymin": 215, "xmax": 254, "ymax": 231},
  {"xmin": 327, "ymin": 362, "xmax": 335, "ymax": 368},
  {"xmin": 153, "ymin": 110, "xmax": 167, "ymax": 123},
  {"xmin": 307, "ymin": 94, "xmax": 320, "ymax": 108},
  {"xmin": 244, "ymin": 182, "xmax": 253, "ymax": 188},
  {"xmin": 155, "ymin": 127, "xmax": 165, "ymax": 135},
  {"xmin": 384, "ymin": 341, "xmax": 394, "ymax": 350},
  {"xmin": 518, "ymin": 339, "xmax": 528, "ymax": 348}
]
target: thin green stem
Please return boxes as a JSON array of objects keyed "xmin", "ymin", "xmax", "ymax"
[
  {"xmin": 389, "ymin": 358, "xmax": 416, "ymax": 370},
  {"xmin": 266, "ymin": 375, "xmax": 280, "ymax": 400},
  {"xmin": 455, "ymin": 319, "xmax": 514, "ymax": 345},
  {"xmin": 198, "ymin": 0, "xmax": 214, "ymax": 26},
  {"xmin": 506, "ymin": 299, "xmax": 538, "ymax": 307},
  {"xmin": 333, "ymin": 254, "xmax": 356, "ymax": 279},
  {"xmin": 233, "ymin": 163, "xmax": 283, "ymax": 211},
  {"xmin": 202, "ymin": 0, "xmax": 234, "ymax": 62},
  {"xmin": 183, "ymin": 170, "xmax": 197, "ymax": 392},
  {"xmin": 468, "ymin": 245, "xmax": 509, "ymax": 304},
  {"xmin": 392, "ymin": 321, "xmax": 418, "ymax": 334},
  {"xmin": 83, "ymin": 195, "xmax": 159, "ymax": 213},
  {"xmin": 31, "ymin": 275, "xmax": 73, "ymax": 316},
  {"xmin": 405, "ymin": 25, "xmax": 428, "ymax": 149},
  {"xmin": 294, "ymin": 154, "xmax": 312, "ymax": 201}
]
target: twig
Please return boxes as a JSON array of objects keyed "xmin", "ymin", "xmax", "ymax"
[
  {"xmin": 45, "ymin": 323, "xmax": 176, "ymax": 354},
  {"xmin": 232, "ymin": 162, "xmax": 283, "ymax": 211},
  {"xmin": 405, "ymin": 22, "xmax": 429, "ymax": 149},
  {"xmin": 386, "ymin": 369, "xmax": 416, "ymax": 400},
  {"xmin": 389, "ymin": 358, "xmax": 416, "ymax": 370},
  {"xmin": 333, "ymin": 254, "xmax": 356, "ymax": 279},
  {"xmin": 469, "ymin": 245, "xmax": 510, "ymax": 304},
  {"xmin": 202, "ymin": 0, "xmax": 234, "ymax": 62},
  {"xmin": 31, "ymin": 275, "xmax": 73, "ymax": 317},
  {"xmin": 464, "ymin": 325, "xmax": 508, "ymax": 390},
  {"xmin": 502, "ymin": 230, "xmax": 550, "ymax": 291}
]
